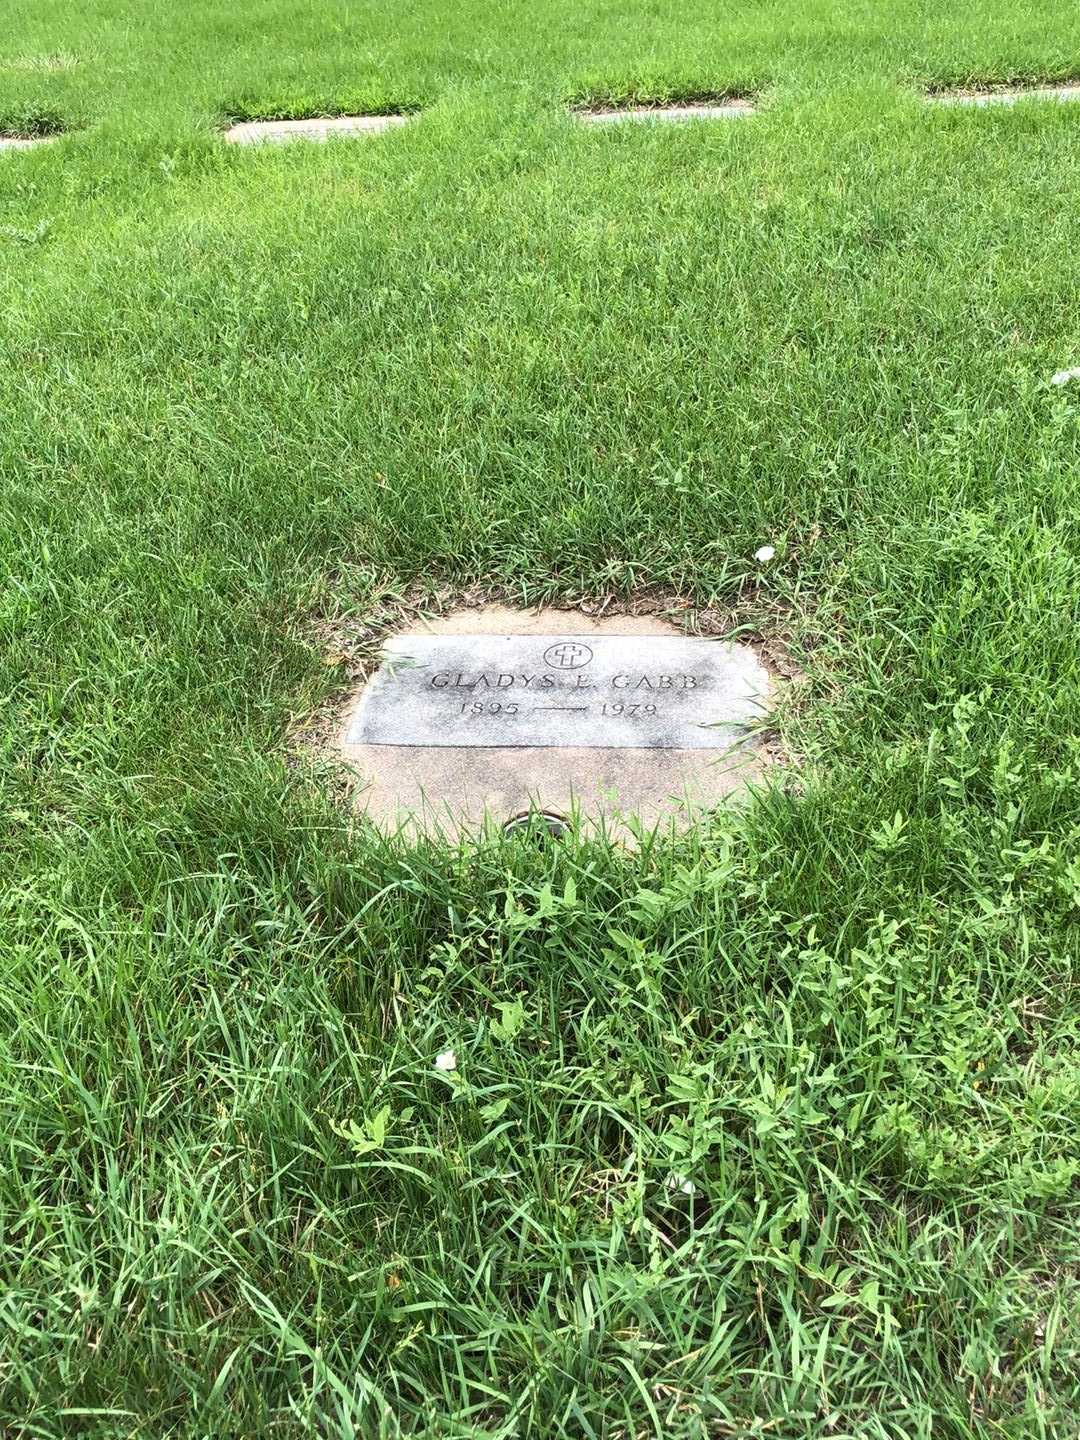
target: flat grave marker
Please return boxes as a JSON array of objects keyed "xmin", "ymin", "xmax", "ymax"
[
  {"xmin": 337, "ymin": 608, "xmax": 774, "ymax": 836},
  {"xmin": 577, "ymin": 100, "xmax": 754, "ymax": 125},
  {"xmin": 349, "ymin": 633, "xmax": 766, "ymax": 750},
  {"xmin": 0, "ymin": 135, "xmax": 56, "ymax": 150},
  {"xmin": 224, "ymin": 114, "xmax": 410, "ymax": 144},
  {"xmin": 929, "ymin": 82, "xmax": 1080, "ymax": 108}
]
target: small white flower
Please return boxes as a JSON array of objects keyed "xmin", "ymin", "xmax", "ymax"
[
  {"xmin": 1051, "ymin": 367, "xmax": 1080, "ymax": 386},
  {"xmin": 434, "ymin": 1049, "xmax": 457, "ymax": 1072},
  {"xmin": 665, "ymin": 1172, "xmax": 697, "ymax": 1196},
  {"xmin": 754, "ymin": 544, "xmax": 776, "ymax": 563}
]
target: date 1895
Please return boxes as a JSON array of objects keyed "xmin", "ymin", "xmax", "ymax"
[{"xmin": 459, "ymin": 701, "xmax": 658, "ymax": 719}]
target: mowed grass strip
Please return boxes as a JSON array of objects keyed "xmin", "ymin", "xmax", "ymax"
[{"xmin": 3, "ymin": 0, "xmax": 1080, "ymax": 1435}]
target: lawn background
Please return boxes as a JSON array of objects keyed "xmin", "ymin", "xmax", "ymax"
[{"xmin": 3, "ymin": 1, "xmax": 1080, "ymax": 1435}]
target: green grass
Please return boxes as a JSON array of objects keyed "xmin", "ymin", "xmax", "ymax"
[{"xmin": 3, "ymin": 0, "xmax": 1080, "ymax": 1434}]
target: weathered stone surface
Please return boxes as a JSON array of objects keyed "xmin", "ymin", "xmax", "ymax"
[
  {"xmin": 223, "ymin": 114, "xmax": 410, "ymax": 144},
  {"xmin": 337, "ymin": 608, "xmax": 775, "ymax": 836},
  {"xmin": 578, "ymin": 101, "xmax": 753, "ymax": 124},
  {"xmin": 348, "ymin": 634, "xmax": 768, "ymax": 750}
]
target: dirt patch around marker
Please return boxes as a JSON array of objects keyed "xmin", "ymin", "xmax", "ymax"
[{"xmin": 293, "ymin": 585, "xmax": 807, "ymax": 840}]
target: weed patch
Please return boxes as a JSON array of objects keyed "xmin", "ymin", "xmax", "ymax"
[{"xmin": 0, "ymin": 104, "xmax": 68, "ymax": 139}]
